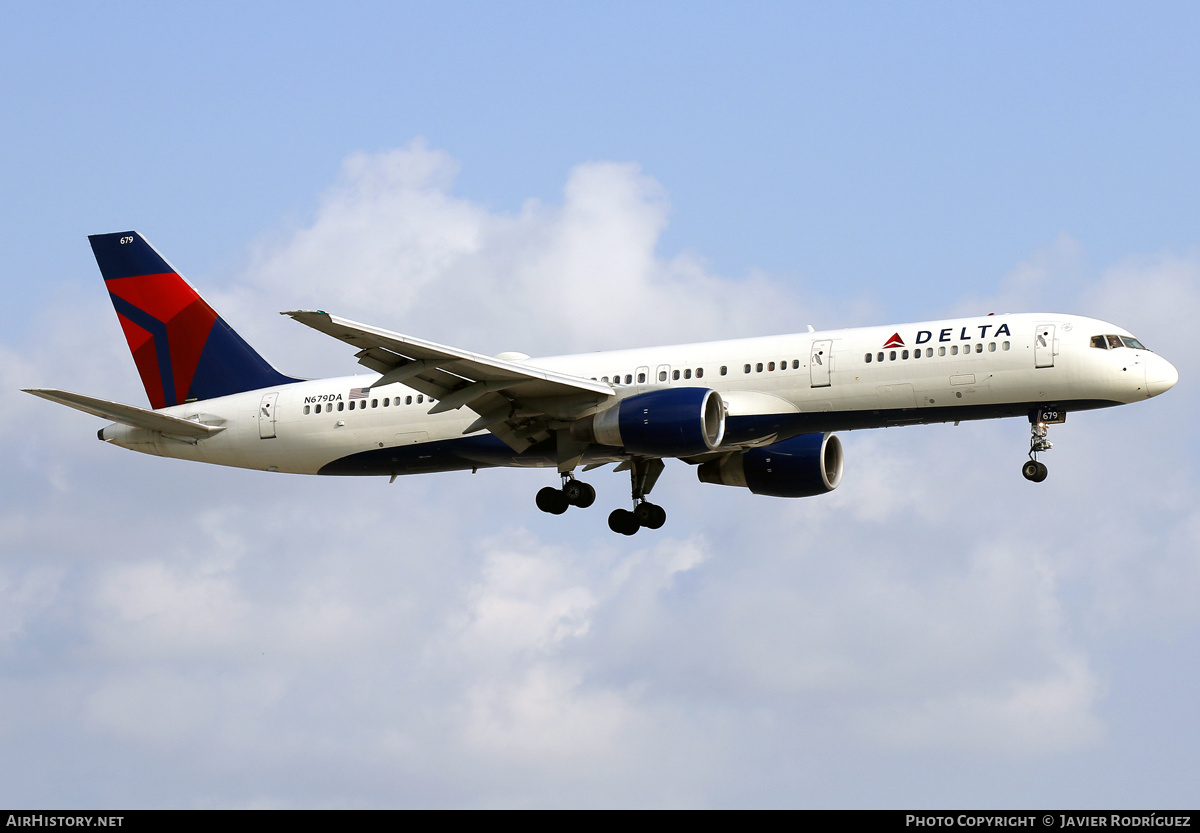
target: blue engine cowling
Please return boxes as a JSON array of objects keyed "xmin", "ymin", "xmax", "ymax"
[
  {"xmin": 696, "ymin": 432, "xmax": 843, "ymax": 497},
  {"xmin": 573, "ymin": 388, "xmax": 726, "ymax": 457}
]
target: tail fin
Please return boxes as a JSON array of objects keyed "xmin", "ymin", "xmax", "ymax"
[{"xmin": 89, "ymin": 231, "xmax": 298, "ymax": 409}]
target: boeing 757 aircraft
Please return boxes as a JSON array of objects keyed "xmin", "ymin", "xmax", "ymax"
[{"xmin": 25, "ymin": 232, "xmax": 1178, "ymax": 535}]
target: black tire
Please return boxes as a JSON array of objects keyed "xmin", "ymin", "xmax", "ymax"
[
  {"xmin": 536, "ymin": 486, "xmax": 569, "ymax": 514},
  {"xmin": 646, "ymin": 503, "xmax": 666, "ymax": 529},
  {"xmin": 1033, "ymin": 462, "xmax": 1049, "ymax": 483},
  {"xmin": 608, "ymin": 508, "xmax": 639, "ymax": 535},
  {"xmin": 564, "ymin": 480, "xmax": 596, "ymax": 508},
  {"xmin": 1022, "ymin": 461, "xmax": 1040, "ymax": 482},
  {"xmin": 634, "ymin": 502, "xmax": 667, "ymax": 530}
]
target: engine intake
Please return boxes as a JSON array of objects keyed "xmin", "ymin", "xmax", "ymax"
[
  {"xmin": 572, "ymin": 388, "xmax": 726, "ymax": 457},
  {"xmin": 697, "ymin": 433, "xmax": 843, "ymax": 497}
]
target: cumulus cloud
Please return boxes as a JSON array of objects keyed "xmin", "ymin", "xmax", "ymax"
[
  {"xmin": 3, "ymin": 144, "xmax": 1198, "ymax": 807},
  {"xmin": 243, "ymin": 140, "xmax": 808, "ymax": 367}
]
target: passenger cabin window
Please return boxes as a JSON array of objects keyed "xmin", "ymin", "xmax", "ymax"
[
  {"xmin": 865, "ymin": 353, "xmax": 872, "ymax": 363},
  {"xmin": 637, "ymin": 372, "xmax": 646, "ymax": 383},
  {"xmin": 744, "ymin": 364, "xmax": 751, "ymax": 374},
  {"xmin": 696, "ymin": 368, "xmax": 704, "ymax": 378},
  {"xmin": 684, "ymin": 369, "xmax": 692, "ymax": 379},
  {"xmin": 720, "ymin": 366, "xmax": 727, "ymax": 376},
  {"xmin": 672, "ymin": 370, "xmax": 680, "ymax": 380},
  {"xmin": 658, "ymin": 371, "xmax": 667, "ymax": 382}
]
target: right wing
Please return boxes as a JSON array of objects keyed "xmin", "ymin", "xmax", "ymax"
[{"xmin": 283, "ymin": 310, "xmax": 615, "ymax": 452}]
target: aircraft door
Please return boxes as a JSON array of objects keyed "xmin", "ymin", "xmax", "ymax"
[
  {"xmin": 1035, "ymin": 324, "xmax": 1055, "ymax": 368},
  {"xmin": 259, "ymin": 392, "xmax": 279, "ymax": 439},
  {"xmin": 635, "ymin": 366, "xmax": 651, "ymax": 393},
  {"xmin": 810, "ymin": 340, "xmax": 833, "ymax": 388}
]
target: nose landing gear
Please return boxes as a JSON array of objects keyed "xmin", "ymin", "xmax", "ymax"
[{"xmin": 1022, "ymin": 408, "xmax": 1060, "ymax": 483}]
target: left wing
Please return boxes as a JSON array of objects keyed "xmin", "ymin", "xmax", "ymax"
[{"xmin": 283, "ymin": 310, "xmax": 614, "ymax": 452}]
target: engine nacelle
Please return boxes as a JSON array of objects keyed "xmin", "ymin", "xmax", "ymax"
[
  {"xmin": 697, "ymin": 432, "xmax": 843, "ymax": 497},
  {"xmin": 572, "ymin": 388, "xmax": 726, "ymax": 457}
]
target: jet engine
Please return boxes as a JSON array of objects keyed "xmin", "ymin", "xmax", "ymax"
[
  {"xmin": 571, "ymin": 388, "xmax": 726, "ymax": 457},
  {"xmin": 697, "ymin": 432, "xmax": 843, "ymax": 497}
]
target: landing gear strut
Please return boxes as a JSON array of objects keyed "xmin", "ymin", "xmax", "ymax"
[
  {"xmin": 608, "ymin": 458, "xmax": 667, "ymax": 536},
  {"xmin": 1021, "ymin": 411, "xmax": 1054, "ymax": 483},
  {"xmin": 536, "ymin": 473, "xmax": 596, "ymax": 515}
]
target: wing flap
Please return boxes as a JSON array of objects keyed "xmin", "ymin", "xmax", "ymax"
[{"xmin": 23, "ymin": 389, "xmax": 224, "ymax": 438}]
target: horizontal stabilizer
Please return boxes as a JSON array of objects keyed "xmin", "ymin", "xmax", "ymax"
[{"xmin": 23, "ymin": 389, "xmax": 224, "ymax": 438}]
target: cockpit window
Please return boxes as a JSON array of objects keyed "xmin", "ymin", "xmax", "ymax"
[{"xmin": 1091, "ymin": 334, "xmax": 1149, "ymax": 350}]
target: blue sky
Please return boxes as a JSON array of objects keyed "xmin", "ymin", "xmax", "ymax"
[{"xmin": 2, "ymin": 1, "xmax": 1198, "ymax": 808}]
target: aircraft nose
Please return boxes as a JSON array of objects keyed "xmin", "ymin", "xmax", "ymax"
[{"xmin": 1145, "ymin": 353, "xmax": 1179, "ymax": 397}]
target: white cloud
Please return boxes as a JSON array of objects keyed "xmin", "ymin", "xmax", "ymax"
[{"xmin": 242, "ymin": 140, "xmax": 808, "ymax": 369}]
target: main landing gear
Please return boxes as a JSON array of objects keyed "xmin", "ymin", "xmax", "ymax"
[
  {"xmin": 534, "ymin": 458, "xmax": 669, "ymax": 535},
  {"xmin": 535, "ymin": 473, "xmax": 596, "ymax": 515},
  {"xmin": 1021, "ymin": 410, "xmax": 1055, "ymax": 483},
  {"xmin": 607, "ymin": 458, "xmax": 666, "ymax": 536}
]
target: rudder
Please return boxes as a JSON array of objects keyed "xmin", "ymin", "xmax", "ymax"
[{"xmin": 90, "ymin": 232, "xmax": 297, "ymax": 408}]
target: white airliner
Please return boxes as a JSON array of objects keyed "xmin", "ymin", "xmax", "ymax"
[{"xmin": 25, "ymin": 232, "xmax": 1178, "ymax": 535}]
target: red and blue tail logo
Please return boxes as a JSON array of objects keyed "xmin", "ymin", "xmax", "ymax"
[{"xmin": 89, "ymin": 232, "xmax": 297, "ymax": 409}]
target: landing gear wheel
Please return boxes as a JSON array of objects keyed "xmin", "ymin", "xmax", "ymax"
[
  {"xmin": 634, "ymin": 502, "xmax": 667, "ymax": 530},
  {"xmin": 608, "ymin": 508, "xmax": 640, "ymax": 536},
  {"xmin": 536, "ymin": 486, "xmax": 569, "ymax": 514},
  {"xmin": 563, "ymin": 480, "xmax": 596, "ymax": 508},
  {"xmin": 1021, "ymin": 460, "xmax": 1048, "ymax": 483}
]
